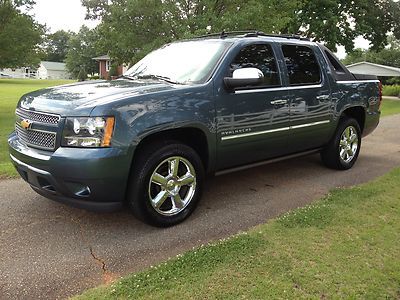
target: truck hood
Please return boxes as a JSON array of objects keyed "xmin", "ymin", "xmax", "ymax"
[{"xmin": 18, "ymin": 79, "xmax": 178, "ymax": 116}]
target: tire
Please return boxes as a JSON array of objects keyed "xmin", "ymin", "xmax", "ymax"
[
  {"xmin": 321, "ymin": 117, "xmax": 362, "ymax": 170},
  {"xmin": 127, "ymin": 140, "xmax": 204, "ymax": 227}
]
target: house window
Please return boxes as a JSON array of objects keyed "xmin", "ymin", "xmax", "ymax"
[{"xmin": 105, "ymin": 60, "xmax": 110, "ymax": 72}]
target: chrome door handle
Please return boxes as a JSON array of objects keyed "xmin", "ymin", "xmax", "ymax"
[
  {"xmin": 271, "ymin": 100, "xmax": 287, "ymax": 105},
  {"xmin": 316, "ymin": 95, "xmax": 330, "ymax": 101}
]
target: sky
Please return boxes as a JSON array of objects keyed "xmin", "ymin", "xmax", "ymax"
[
  {"xmin": 30, "ymin": 0, "xmax": 99, "ymax": 33},
  {"xmin": 30, "ymin": 0, "xmax": 370, "ymax": 59}
]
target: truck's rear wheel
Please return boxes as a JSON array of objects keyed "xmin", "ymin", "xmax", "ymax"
[
  {"xmin": 128, "ymin": 141, "xmax": 204, "ymax": 227},
  {"xmin": 321, "ymin": 117, "xmax": 361, "ymax": 170}
]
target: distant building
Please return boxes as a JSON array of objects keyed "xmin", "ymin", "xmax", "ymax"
[
  {"xmin": 37, "ymin": 61, "xmax": 70, "ymax": 79},
  {"xmin": 92, "ymin": 55, "xmax": 127, "ymax": 79},
  {"xmin": 0, "ymin": 67, "xmax": 36, "ymax": 78},
  {"xmin": 346, "ymin": 62, "xmax": 400, "ymax": 77}
]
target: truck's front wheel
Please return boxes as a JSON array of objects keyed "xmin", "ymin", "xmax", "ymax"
[
  {"xmin": 321, "ymin": 117, "xmax": 361, "ymax": 170},
  {"xmin": 128, "ymin": 141, "xmax": 204, "ymax": 227}
]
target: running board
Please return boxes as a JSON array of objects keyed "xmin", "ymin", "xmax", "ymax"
[{"xmin": 215, "ymin": 148, "xmax": 322, "ymax": 176}]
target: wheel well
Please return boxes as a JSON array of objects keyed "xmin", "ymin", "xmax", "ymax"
[
  {"xmin": 342, "ymin": 107, "xmax": 366, "ymax": 133},
  {"xmin": 133, "ymin": 127, "xmax": 209, "ymax": 170}
]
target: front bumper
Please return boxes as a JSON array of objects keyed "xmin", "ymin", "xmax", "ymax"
[{"xmin": 8, "ymin": 132, "xmax": 132, "ymax": 212}]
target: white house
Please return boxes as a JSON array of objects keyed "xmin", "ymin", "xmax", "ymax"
[
  {"xmin": 37, "ymin": 61, "xmax": 70, "ymax": 79},
  {"xmin": 346, "ymin": 62, "xmax": 400, "ymax": 77},
  {"xmin": 0, "ymin": 67, "xmax": 36, "ymax": 78}
]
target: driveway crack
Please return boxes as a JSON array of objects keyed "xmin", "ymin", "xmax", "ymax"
[{"xmin": 89, "ymin": 246, "xmax": 107, "ymax": 273}]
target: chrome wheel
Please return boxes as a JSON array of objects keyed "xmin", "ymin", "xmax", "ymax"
[
  {"xmin": 148, "ymin": 156, "xmax": 196, "ymax": 216},
  {"xmin": 339, "ymin": 126, "xmax": 359, "ymax": 163}
]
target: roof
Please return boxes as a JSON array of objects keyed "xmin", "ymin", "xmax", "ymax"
[
  {"xmin": 40, "ymin": 61, "xmax": 66, "ymax": 71},
  {"xmin": 346, "ymin": 62, "xmax": 400, "ymax": 77},
  {"xmin": 92, "ymin": 55, "xmax": 110, "ymax": 61}
]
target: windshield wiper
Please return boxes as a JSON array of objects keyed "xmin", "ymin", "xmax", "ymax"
[
  {"xmin": 135, "ymin": 74, "xmax": 182, "ymax": 85},
  {"xmin": 119, "ymin": 74, "xmax": 136, "ymax": 80}
]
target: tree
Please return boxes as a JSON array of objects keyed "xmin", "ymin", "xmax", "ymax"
[
  {"xmin": 43, "ymin": 30, "xmax": 74, "ymax": 62},
  {"xmin": 65, "ymin": 26, "xmax": 99, "ymax": 79},
  {"xmin": 0, "ymin": 0, "xmax": 44, "ymax": 68},
  {"xmin": 342, "ymin": 37, "xmax": 400, "ymax": 68},
  {"xmin": 82, "ymin": 0, "xmax": 297, "ymax": 65},
  {"xmin": 82, "ymin": 0, "xmax": 400, "ymax": 65},
  {"xmin": 287, "ymin": 0, "xmax": 400, "ymax": 52}
]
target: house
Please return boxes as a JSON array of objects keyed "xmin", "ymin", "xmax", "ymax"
[
  {"xmin": 0, "ymin": 67, "xmax": 36, "ymax": 78},
  {"xmin": 346, "ymin": 62, "xmax": 400, "ymax": 77},
  {"xmin": 92, "ymin": 55, "xmax": 127, "ymax": 79},
  {"xmin": 37, "ymin": 61, "xmax": 70, "ymax": 79}
]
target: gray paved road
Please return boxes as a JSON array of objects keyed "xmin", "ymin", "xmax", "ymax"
[{"xmin": 1, "ymin": 114, "xmax": 400, "ymax": 299}]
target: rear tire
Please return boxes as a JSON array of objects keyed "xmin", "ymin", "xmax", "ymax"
[
  {"xmin": 127, "ymin": 141, "xmax": 204, "ymax": 227},
  {"xmin": 321, "ymin": 117, "xmax": 361, "ymax": 170}
]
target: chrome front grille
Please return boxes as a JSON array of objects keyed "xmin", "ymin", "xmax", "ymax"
[
  {"xmin": 15, "ymin": 124, "xmax": 57, "ymax": 150},
  {"xmin": 15, "ymin": 108, "xmax": 60, "ymax": 150},
  {"xmin": 16, "ymin": 108, "xmax": 60, "ymax": 125}
]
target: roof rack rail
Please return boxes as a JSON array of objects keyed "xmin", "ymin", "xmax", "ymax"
[{"xmin": 195, "ymin": 30, "xmax": 310, "ymax": 41}]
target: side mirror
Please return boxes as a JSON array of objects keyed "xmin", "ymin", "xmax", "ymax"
[{"xmin": 224, "ymin": 68, "xmax": 264, "ymax": 89}]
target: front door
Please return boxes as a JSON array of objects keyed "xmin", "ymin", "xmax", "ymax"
[{"xmin": 215, "ymin": 43, "xmax": 291, "ymax": 170}]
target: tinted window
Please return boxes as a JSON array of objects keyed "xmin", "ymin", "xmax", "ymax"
[
  {"xmin": 324, "ymin": 50, "xmax": 345, "ymax": 74},
  {"xmin": 230, "ymin": 44, "xmax": 280, "ymax": 87},
  {"xmin": 282, "ymin": 45, "xmax": 321, "ymax": 85}
]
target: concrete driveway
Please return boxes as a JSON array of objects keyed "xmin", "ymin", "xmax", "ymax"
[{"xmin": 1, "ymin": 114, "xmax": 400, "ymax": 299}]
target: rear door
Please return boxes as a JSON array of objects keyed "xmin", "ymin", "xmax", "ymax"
[
  {"xmin": 280, "ymin": 44, "xmax": 333, "ymax": 152},
  {"xmin": 215, "ymin": 42, "xmax": 291, "ymax": 170}
]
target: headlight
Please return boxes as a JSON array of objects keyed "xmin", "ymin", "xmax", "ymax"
[{"xmin": 61, "ymin": 117, "xmax": 115, "ymax": 147}]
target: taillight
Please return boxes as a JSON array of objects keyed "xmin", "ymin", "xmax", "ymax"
[{"xmin": 378, "ymin": 81, "xmax": 383, "ymax": 110}]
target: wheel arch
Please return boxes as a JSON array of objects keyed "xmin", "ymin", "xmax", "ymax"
[
  {"xmin": 340, "ymin": 106, "xmax": 366, "ymax": 133},
  {"xmin": 131, "ymin": 126, "xmax": 212, "ymax": 174}
]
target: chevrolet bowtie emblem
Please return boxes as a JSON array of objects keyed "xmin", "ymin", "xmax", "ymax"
[{"xmin": 20, "ymin": 119, "xmax": 32, "ymax": 130}]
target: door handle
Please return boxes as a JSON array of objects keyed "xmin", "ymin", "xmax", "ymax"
[
  {"xmin": 316, "ymin": 95, "xmax": 330, "ymax": 101},
  {"xmin": 270, "ymin": 100, "xmax": 287, "ymax": 105}
]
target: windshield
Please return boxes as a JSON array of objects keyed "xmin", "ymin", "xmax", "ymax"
[{"xmin": 124, "ymin": 40, "xmax": 231, "ymax": 84}]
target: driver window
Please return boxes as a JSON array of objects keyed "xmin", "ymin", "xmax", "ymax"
[{"xmin": 230, "ymin": 44, "xmax": 280, "ymax": 87}]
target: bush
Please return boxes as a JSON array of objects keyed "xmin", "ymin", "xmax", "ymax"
[{"xmin": 382, "ymin": 85, "xmax": 400, "ymax": 97}]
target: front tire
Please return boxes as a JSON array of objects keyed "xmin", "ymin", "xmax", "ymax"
[
  {"xmin": 321, "ymin": 117, "xmax": 361, "ymax": 170},
  {"xmin": 128, "ymin": 141, "xmax": 204, "ymax": 227}
]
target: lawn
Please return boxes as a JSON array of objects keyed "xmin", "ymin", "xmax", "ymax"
[
  {"xmin": 0, "ymin": 79, "xmax": 74, "ymax": 178},
  {"xmin": 76, "ymin": 168, "xmax": 400, "ymax": 299},
  {"xmin": 381, "ymin": 98, "xmax": 400, "ymax": 116}
]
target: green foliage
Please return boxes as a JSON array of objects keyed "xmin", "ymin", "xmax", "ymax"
[
  {"xmin": 0, "ymin": 0, "xmax": 44, "ymax": 68},
  {"xmin": 75, "ymin": 168, "xmax": 400, "ymax": 299},
  {"xmin": 342, "ymin": 38, "xmax": 400, "ymax": 68},
  {"xmin": 83, "ymin": 0, "xmax": 297, "ymax": 64},
  {"xmin": 383, "ymin": 85, "xmax": 400, "ymax": 97},
  {"xmin": 65, "ymin": 26, "xmax": 99, "ymax": 79},
  {"xmin": 43, "ymin": 30, "xmax": 74, "ymax": 62},
  {"xmin": 288, "ymin": 0, "xmax": 400, "ymax": 52},
  {"xmin": 77, "ymin": 68, "xmax": 88, "ymax": 81},
  {"xmin": 108, "ymin": 64, "xmax": 118, "ymax": 79},
  {"xmin": 82, "ymin": 0, "xmax": 400, "ymax": 64}
]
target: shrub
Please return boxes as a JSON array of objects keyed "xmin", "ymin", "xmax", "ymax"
[{"xmin": 382, "ymin": 85, "xmax": 400, "ymax": 97}]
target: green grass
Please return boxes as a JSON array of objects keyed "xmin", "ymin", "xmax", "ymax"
[
  {"xmin": 75, "ymin": 168, "xmax": 400, "ymax": 299},
  {"xmin": 381, "ymin": 98, "xmax": 400, "ymax": 116},
  {"xmin": 0, "ymin": 79, "xmax": 74, "ymax": 178}
]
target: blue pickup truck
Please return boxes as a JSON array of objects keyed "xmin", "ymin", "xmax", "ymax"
[{"xmin": 8, "ymin": 31, "xmax": 381, "ymax": 226}]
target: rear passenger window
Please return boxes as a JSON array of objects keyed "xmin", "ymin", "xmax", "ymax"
[
  {"xmin": 230, "ymin": 44, "xmax": 280, "ymax": 87},
  {"xmin": 282, "ymin": 45, "xmax": 321, "ymax": 85}
]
